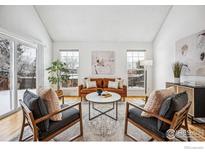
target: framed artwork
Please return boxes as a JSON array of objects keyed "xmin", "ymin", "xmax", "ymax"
[
  {"xmin": 176, "ymin": 30, "xmax": 205, "ymax": 76},
  {"xmin": 91, "ymin": 51, "xmax": 115, "ymax": 75}
]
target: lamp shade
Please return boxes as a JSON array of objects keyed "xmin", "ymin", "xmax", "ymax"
[{"xmin": 140, "ymin": 60, "xmax": 153, "ymax": 66}]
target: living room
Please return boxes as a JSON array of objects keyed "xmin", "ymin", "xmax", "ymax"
[{"xmin": 0, "ymin": 0, "xmax": 205, "ymax": 153}]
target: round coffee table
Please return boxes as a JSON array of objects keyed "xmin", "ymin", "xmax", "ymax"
[{"xmin": 86, "ymin": 92, "xmax": 121, "ymax": 121}]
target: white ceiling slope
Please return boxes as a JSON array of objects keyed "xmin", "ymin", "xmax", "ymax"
[{"xmin": 35, "ymin": 5, "xmax": 171, "ymax": 42}]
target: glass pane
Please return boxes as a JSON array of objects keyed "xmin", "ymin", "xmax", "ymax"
[
  {"xmin": 127, "ymin": 50, "xmax": 145, "ymax": 88},
  {"xmin": 17, "ymin": 44, "xmax": 37, "ymax": 106},
  {"xmin": 0, "ymin": 37, "xmax": 13, "ymax": 115},
  {"xmin": 60, "ymin": 51, "xmax": 79, "ymax": 87}
]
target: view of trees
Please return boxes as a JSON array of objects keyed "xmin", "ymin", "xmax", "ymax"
[{"xmin": 0, "ymin": 37, "xmax": 36, "ymax": 90}]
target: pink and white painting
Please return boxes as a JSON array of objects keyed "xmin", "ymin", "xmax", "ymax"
[{"xmin": 92, "ymin": 51, "xmax": 115, "ymax": 75}]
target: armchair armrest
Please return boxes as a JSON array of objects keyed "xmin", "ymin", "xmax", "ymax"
[
  {"xmin": 35, "ymin": 101, "xmax": 81, "ymax": 124},
  {"xmin": 127, "ymin": 101, "xmax": 172, "ymax": 125}
]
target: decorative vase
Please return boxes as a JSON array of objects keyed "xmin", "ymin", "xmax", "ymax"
[
  {"xmin": 174, "ymin": 77, "xmax": 180, "ymax": 84},
  {"xmin": 96, "ymin": 89, "xmax": 103, "ymax": 96}
]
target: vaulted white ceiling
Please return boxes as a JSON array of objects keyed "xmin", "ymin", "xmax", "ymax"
[{"xmin": 35, "ymin": 5, "xmax": 171, "ymax": 42}]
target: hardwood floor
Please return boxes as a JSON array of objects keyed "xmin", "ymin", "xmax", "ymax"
[{"xmin": 0, "ymin": 96, "xmax": 205, "ymax": 141}]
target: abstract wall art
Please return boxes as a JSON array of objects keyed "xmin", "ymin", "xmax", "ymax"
[
  {"xmin": 91, "ymin": 51, "xmax": 115, "ymax": 75},
  {"xmin": 176, "ymin": 30, "xmax": 205, "ymax": 76}
]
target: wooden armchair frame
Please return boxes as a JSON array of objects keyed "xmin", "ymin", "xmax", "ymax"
[
  {"xmin": 124, "ymin": 101, "xmax": 191, "ymax": 141},
  {"xmin": 19, "ymin": 100, "xmax": 83, "ymax": 141}
]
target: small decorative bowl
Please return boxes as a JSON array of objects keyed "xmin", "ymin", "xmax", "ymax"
[{"xmin": 96, "ymin": 89, "xmax": 103, "ymax": 96}]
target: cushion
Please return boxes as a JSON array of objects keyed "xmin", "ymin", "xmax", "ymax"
[
  {"xmin": 116, "ymin": 78, "xmax": 124, "ymax": 88},
  {"xmin": 103, "ymin": 78, "xmax": 115, "ymax": 88},
  {"xmin": 128, "ymin": 107, "xmax": 166, "ymax": 139},
  {"xmin": 38, "ymin": 88, "xmax": 62, "ymax": 121},
  {"xmin": 23, "ymin": 90, "xmax": 49, "ymax": 131},
  {"xmin": 39, "ymin": 104, "xmax": 80, "ymax": 140},
  {"xmin": 158, "ymin": 92, "xmax": 188, "ymax": 132},
  {"xmin": 141, "ymin": 88, "xmax": 175, "ymax": 117},
  {"xmin": 86, "ymin": 80, "xmax": 97, "ymax": 88},
  {"xmin": 90, "ymin": 78, "xmax": 103, "ymax": 88},
  {"xmin": 108, "ymin": 81, "xmax": 119, "ymax": 89}
]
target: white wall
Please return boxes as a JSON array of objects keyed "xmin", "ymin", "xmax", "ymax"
[
  {"xmin": 153, "ymin": 6, "xmax": 205, "ymax": 90},
  {"xmin": 53, "ymin": 41, "xmax": 153, "ymax": 96},
  {"xmin": 0, "ymin": 6, "xmax": 53, "ymax": 87}
]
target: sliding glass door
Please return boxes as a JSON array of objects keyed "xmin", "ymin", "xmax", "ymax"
[
  {"xmin": 0, "ymin": 36, "xmax": 13, "ymax": 116},
  {"xmin": 0, "ymin": 33, "xmax": 38, "ymax": 118},
  {"xmin": 17, "ymin": 43, "xmax": 37, "ymax": 107}
]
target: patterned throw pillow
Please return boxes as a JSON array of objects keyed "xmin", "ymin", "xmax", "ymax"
[
  {"xmin": 141, "ymin": 87, "xmax": 175, "ymax": 117},
  {"xmin": 37, "ymin": 88, "xmax": 62, "ymax": 121},
  {"xmin": 108, "ymin": 81, "xmax": 119, "ymax": 89}
]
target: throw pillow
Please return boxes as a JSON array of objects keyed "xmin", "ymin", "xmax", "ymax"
[
  {"xmin": 37, "ymin": 88, "xmax": 62, "ymax": 121},
  {"xmin": 141, "ymin": 88, "xmax": 175, "ymax": 117},
  {"xmin": 23, "ymin": 90, "xmax": 49, "ymax": 131},
  {"xmin": 116, "ymin": 78, "xmax": 124, "ymax": 88},
  {"xmin": 108, "ymin": 81, "xmax": 119, "ymax": 89},
  {"xmin": 86, "ymin": 80, "xmax": 97, "ymax": 88},
  {"xmin": 158, "ymin": 92, "xmax": 188, "ymax": 132}
]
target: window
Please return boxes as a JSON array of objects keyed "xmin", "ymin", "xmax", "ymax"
[
  {"xmin": 60, "ymin": 50, "xmax": 79, "ymax": 87},
  {"xmin": 17, "ymin": 43, "xmax": 37, "ymax": 107},
  {"xmin": 0, "ymin": 33, "xmax": 38, "ymax": 117},
  {"xmin": 127, "ymin": 50, "xmax": 145, "ymax": 89}
]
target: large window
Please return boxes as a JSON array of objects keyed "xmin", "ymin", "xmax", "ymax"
[
  {"xmin": 0, "ymin": 33, "xmax": 37, "ymax": 118},
  {"xmin": 127, "ymin": 50, "xmax": 145, "ymax": 89},
  {"xmin": 60, "ymin": 50, "xmax": 79, "ymax": 87},
  {"xmin": 17, "ymin": 43, "xmax": 37, "ymax": 107},
  {"xmin": 0, "ymin": 37, "xmax": 13, "ymax": 115}
]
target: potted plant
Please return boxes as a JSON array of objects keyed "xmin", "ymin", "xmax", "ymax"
[
  {"xmin": 46, "ymin": 60, "xmax": 70, "ymax": 95},
  {"xmin": 172, "ymin": 62, "xmax": 183, "ymax": 83}
]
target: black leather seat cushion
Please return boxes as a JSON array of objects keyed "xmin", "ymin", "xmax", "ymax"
[
  {"xmin": 39, "ymin": 104, "xmax": 80, "ymax": 140},
  {"xmin": 23, "ymin": 90, "xmax": 49, "ymax": 132},
  {"xmin": 128, "ymin": 107, "xmax": 166, "ymax": 139}
]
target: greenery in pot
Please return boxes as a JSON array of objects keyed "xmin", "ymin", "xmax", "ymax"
[
  {"xmin": 172, "ymin": 62, "xmax": 183, "ymax": 78},
  {"xmin": 46, "ymin": 60, "xmax": 70, "ymax": 90}
]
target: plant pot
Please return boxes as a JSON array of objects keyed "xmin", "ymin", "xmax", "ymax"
[{"xmin": 174, "ymin": 77, "xmax": 180, "ymax": 84}]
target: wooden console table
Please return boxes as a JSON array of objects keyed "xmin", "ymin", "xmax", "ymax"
[{"xmin": 166, "ymin": 82, "xmax": 205, "ymax": 123}]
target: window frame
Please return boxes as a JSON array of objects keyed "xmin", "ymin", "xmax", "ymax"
[
  {"xmin": 127, "ymin": 49, "xmax": 146, "ymax": 90},
  {"xmin": 0, "ymin": 32, "xmax": 39, "ymax": 119},
  {"xmin": 59, "ymin": 49, "xmax": 79, "ymax": 88}
]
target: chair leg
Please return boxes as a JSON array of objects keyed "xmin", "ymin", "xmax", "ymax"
[
  {"xmin": 19, "ymin": 115, "xmax": 26, "ymax": 141},
  {"xmin": 124, "ymin": 102, "xmax": 129, "ymax": 135},
  {"xmin": 185, "ymin": 118, "xmax": 191, "ymax": 141},
  {"xmin": 124, "ymin": 117, "xmax": 128, "ymax": 135},
  {"xmin": 79, "ymin": 103, "xmax": 83, "ymax": 136}
]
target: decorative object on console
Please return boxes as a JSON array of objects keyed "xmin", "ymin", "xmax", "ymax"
[
  {"xmin": 46, "ymin": 59, "xmax": 70, "ymax": 91},
  {"xmin": 91, "ymin": 51, "xmax": 115, "ymax": 75},
  {"xmin": 172, "ymin": 62, "xmax": 183, "ymax": 83},
  {"xmin": 176, "ymin": 29, "xmax": 205, "ymax": 76}
]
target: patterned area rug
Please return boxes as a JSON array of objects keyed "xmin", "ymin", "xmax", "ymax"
[{"xmin": 11, "ymin": 100, "xmax": 196, "ymax": 141}]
